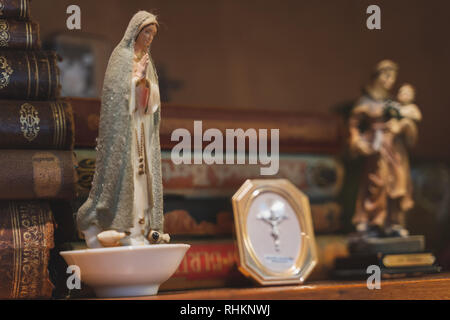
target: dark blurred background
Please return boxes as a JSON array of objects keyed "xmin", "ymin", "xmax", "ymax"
[{"xmin": 33, "ymin": 0, "xmax": 450, "ymax": 161}]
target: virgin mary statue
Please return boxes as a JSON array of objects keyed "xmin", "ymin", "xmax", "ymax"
[{"xmin": 77, "ymin": 11, "xmax": 170, "ymax": 248}]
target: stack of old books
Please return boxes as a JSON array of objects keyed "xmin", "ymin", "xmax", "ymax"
[
  {"xmin": 0, "ymin": 0, "xmax": 76, "ymax": 299},
  {"xmin": 64, "ymin": 97, "xmax": 350, "ymax": 294}
]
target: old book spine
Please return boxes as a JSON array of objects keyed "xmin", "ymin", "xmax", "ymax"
[
  {"xmin": 72, "ymin": 149, "xmax": 96, "ymax": 200},
  {"xmin": 0, "ymin": 0, "xmax": 31, "ymax": 20},
  {"xmin": 0, "ymin": 19, "xmax": 40, "ymax": 49},
  {"xmin": 0, "ymin": 150, "xmax": 77, "ymax": 200},
  {"xmin": 69, "ymin": 97, "xmax": 344, "ymax": 153},
  {"xmin": 0, "ymin": 100, "xmax": 74, "ymax": 149},
  {"xmin": 161, "ymin": 152, "xmax": 344, "ymax": 200},
  {"xmin": 161, "ymin": 105, "xmax": 344, "ymax": 154},
  {"xmin": 0, "ymin": 200, "xmax": 54, "ymax": 299},
  {"xmin": 0, "ymin": 50, "xmax": 60, "ymax": 100},
  {"xmin": 163, "ymin": 198, "xmax": 342, "ymax": 236},
  {"xmin": 74, "ymin": 149, "xmax": 345, "ymax": 201}
]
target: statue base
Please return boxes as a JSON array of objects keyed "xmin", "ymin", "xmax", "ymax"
[
  {"xmin": 348, "ymin": 235, "xmax": 425, "ymax": 255},
  {"xmin": 60, "ymin": 244, "xmax": 190, "ymax": 298},
  {"xmin": 333, "ymin": 235, "xmax": 441, "ymax": 279}
]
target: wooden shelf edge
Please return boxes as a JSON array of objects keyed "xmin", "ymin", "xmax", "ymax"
[{"xmin": 109, "ymin": 272, "xmax": 450, "ymax": 300}]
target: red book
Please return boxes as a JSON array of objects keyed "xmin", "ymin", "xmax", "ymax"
[{"xmin": 159, "ymin": 240, "xmax": 248, "ymax": 291}]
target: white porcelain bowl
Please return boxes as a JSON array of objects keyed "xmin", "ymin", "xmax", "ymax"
[{"xmin": 60, "ymin": 244, "xmax": 190, "ymax": 298}]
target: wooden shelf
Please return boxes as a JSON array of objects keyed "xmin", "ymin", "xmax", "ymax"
[{"xmin": 112, "ymin": 273, "xmax": 450, "ymax": 300}]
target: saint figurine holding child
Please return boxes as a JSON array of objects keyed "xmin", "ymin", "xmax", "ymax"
[{"xmin": 349, "ymin": 60, "xmax": 422, "ymax": 239}]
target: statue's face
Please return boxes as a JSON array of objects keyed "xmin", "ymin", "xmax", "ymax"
[
  {"xmin": 136, "ymin": 24, "xmax": 157, "ymax": 52},
  {"xmin": 397, "ymin": 85, "xmax": 415, "ymax": 104},
  {"xmin": 375, "ymin": 69, "xmax": 397, "ymax": 91}
]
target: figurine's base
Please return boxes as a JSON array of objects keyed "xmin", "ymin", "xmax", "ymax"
[
  {"xmin": 333, "ymin": 265, "xmax": 441, "ymax": 279},
  {"xmin": 334, "ymin": 235, "xmax": 441, "ymax": 280},
  {"xmin": 333, "ymin": 251, "xmax": 441, "ymax": 279},
  {"xmin": 95, "ymin": 284, "xmax": 159, "ymax": 298},
  {"xmin": 60, "ymin": 244, "xmax": 190, "ymax": 298},
  {"xmin": 348, "ymin": 235, "xmax": 425, "ymax": 255}
]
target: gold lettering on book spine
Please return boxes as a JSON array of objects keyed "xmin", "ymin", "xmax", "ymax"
[
  {"xmin": 25, "ymin": 21, "xmax": 29, "ymax": 49},
  {"xmin": 20, "ymin": 103, "xmax": 40, "ymax": 142},
  {"xmin": 46, "ymin": 54, "xmax": 51, "ymax": 98},
  {"xmin": 27, "ymin": 22, "xmax": 33, "ymax": 49},
  {"xmin": 25, "ymin": 52, "xmax": 31, "ymax": 97},
  {"xmin": 19, "ymin": 204, "xmax": 41, "ymax": 298},
  {"xmin": 22, "ymin": 0, "xmax": 28, "ymax": 19},
  {"xmin": 0, "ymin": 20, "xmax": 9, "ymax": 47},
  {"xmin": 50, "ymin": 103, "xmax": 59, "ymax": 147},
  {"xmin": 50, "ymin": 102, "xmax": 66, "ymax": 148},
  {"xmin": 8, "ymin": 202, "xmax": 53, "ymax": 299},
  {"xmin": 0, "ymin": 55, "xmax": 13, "ymax": 89},
  {"xmin": 10, "ymin": 201, "xmax": 21, "ymax": 298},
  {"xmin": 32, "ymin": 52, "xmax": 39, "ymax": 98},
  {"xmin": 30, "ymin": 22, "xmax": 33, "ymax": 48},
  {"xmin": 58, "ymin": 102, "xmax": 66, "ymax": 148},
  {"xmin": 17, "ymin": 202, "xmax": 52, "ymax": 298}
]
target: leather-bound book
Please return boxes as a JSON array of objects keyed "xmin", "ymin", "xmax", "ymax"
[
  {"xmin": 70, "ymin": 97, "xmax": 344, "ymax": 154},
  {"xmin": 0, "ymin": 0, "xmax": 32, "ymax": 20},
  {"xmin": 0, "ymin": 200, "xmax": 54, "ymax": 299},
  {"xmin": 0, "ymin": 150, "xmax": 77, "ymax": 200},
  {"xmin": 0, "ymin": 100, "xmax": 74, "ymax": 150},
  {"xmin": 0, "ymin": 50, "xmax": 60, "ymax": 100},
  {"xmin": 0, "ymin": 19, "xmax": 40, "ymax": 49}
]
